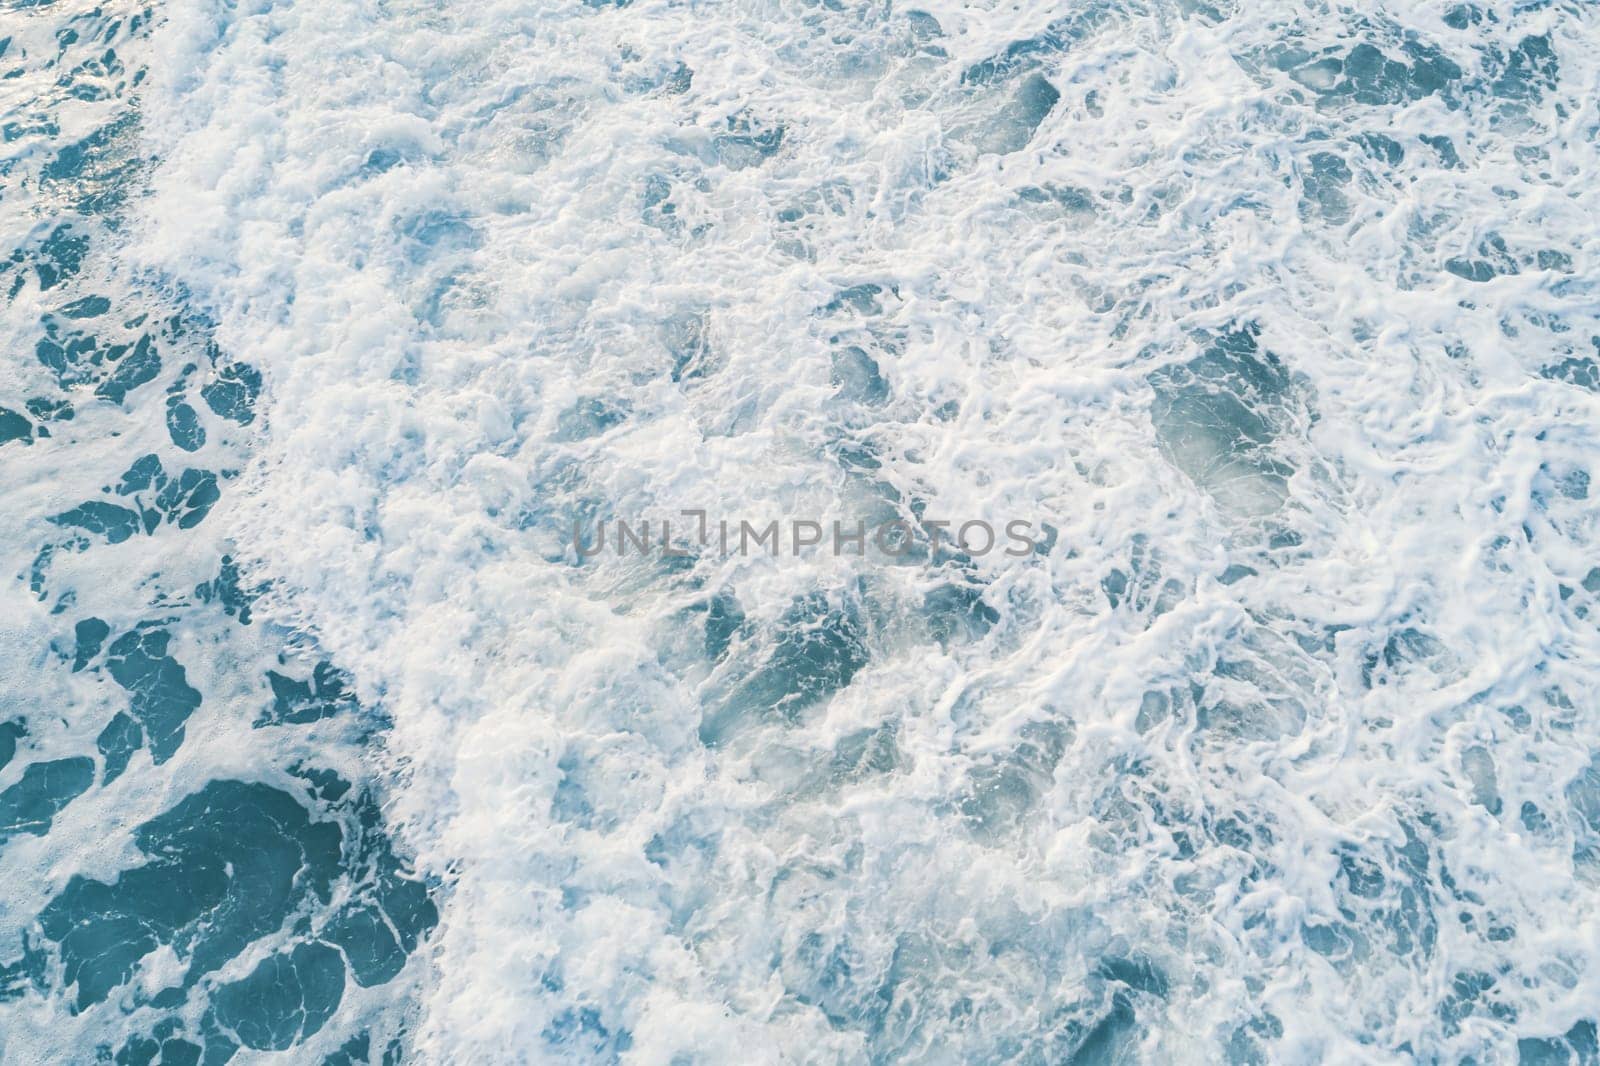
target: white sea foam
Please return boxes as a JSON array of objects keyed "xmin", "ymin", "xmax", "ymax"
[{"xmin": 129, "ymin": 0, "xmax": 1600, "ymax": 1059}]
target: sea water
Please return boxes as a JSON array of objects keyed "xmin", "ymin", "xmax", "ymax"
[{"xmin": 2, "ymin": 0, "xmax": 1599, "ymax": 1062}]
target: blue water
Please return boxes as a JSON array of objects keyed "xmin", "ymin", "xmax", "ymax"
[
  {"xmin": 0, "ymin": 5, "xmax": 434, "ymax": 1062},
  {"xmin": 4, "ymin": 0, "xmax": 1600, "ymax": 1062}
]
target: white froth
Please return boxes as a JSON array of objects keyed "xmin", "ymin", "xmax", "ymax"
[{"xmin": 126, "ymin": 0, "xmax": 1600, "ymax": 1060}]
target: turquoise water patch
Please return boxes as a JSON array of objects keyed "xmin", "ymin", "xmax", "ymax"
[
  {"xmin": 259, "ymin": 662, "xmax": 360, "ymax": 727},
  {"xmin": 211, "ymin": 940, "xmax": 347, "ymax": 1051},
  {"xmin": 102, "ymin": 623, "xmax": 204, "ymax": 765},
  {"xmin": 38, "ymin": 780, "xmax": 342, "ymax": 1010},
  {"xmin": 0, "ymin": 758, "xmax": 96, "ymax": 841},
  {"xmin": 200, "ymin": 362, "xmax": 261, "ymax": 425}
]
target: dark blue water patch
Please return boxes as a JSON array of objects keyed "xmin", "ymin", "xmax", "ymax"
[
  {"xmin": 58, "ymin": 294, "xmax": 110, "ymax": 318},
  {"xmin": 37, "ymin": 780, "xmax": 342, "ymax": 1011},
  {"xmin": 1330, "ymin": 825, "xmax": 1439, "ymax": 963},
  {"xmin": 1134, "ymin": 687, "xmax": 1176, "ymax": 733},
  {"xmin": 1349, "ymin": 41, "xmax": 1461, "ymax": 104},
  {"xmin": 209, "ymin": 940, "xmax": 346, "ymax": 1051},
  {"xmin": 700, "ymin": 590, "xmax": 745, "ymax": 661},
  {"xmin": 828, "ymin": 438, "xmax": 883, "ymax": 476},
  {"xmin": 1517, "ymin": 1020, "xmax": 1598, "ymax": 1065},
  {"xmin": 1356, "ymin": 131, "xmax": 1404, "ymax": 166},
  {"xmin": 1490, "ymin": 34, "xmax": 1558, "ymax": 102},
  {"xmin": 1536, "ymin": 249, "xmax": 1574, "ymax": 273},
  {"xmin": 200, "ymin": 362, "xmax": 261, "ymax": 425},
  {"xmin": 72, "ymin": 616, "xmax": 109, "ymax": 670},
  {"xmin": 97, "ymin": 332, "xmax": 162, "ymax": 405},
  {"xmin": 822, "ymin": 282, "xmax": 889, "ymax": 318},
  {"xmin": 34, "ymin": 313, "xmax": 161, "ymax": 403},
  {"xmin": 293, "ymin": 765, "xmax": 353, "ymax": 804},
  {"xmin": 397, "ymin": 211, "xmax": 482, "ymax": 260},
  {"xmin": 1533, "ymin": 461, "xmax": 1589, "ymax": 509},
  {"xmin": 49, "ymin": 500, "xmax": 144, "ymax": 543},
  {"xmin": 0, "ymin": 405, "xmax": 33, "ymax": 446},
  {"xmin": 0, "ymin": 757, "xmax": 95, "ymax": 841},
  {"xmin": 35, "ymin": 322, "xmax": 130, "ymax": 391},
  {"xmin": 1301, "ymin": 918, "xmax": 1368, "ymax": 968},
  {"xmin": 320, "ymin": 905, "xmax": 407, "ymax": 990},
  {"xmin": 956, "ymin": 991, "xmax": 1146, "ymax": 1064},
  {"xmin": 73, "ymin": 454, "xmax": 220, "ymax": 532},
  {"xmin": 258, "ymin": 662, "xmax": 359, "ymax": 727},
  {"xmin": 1096, "ymin": 954, "xmax": 1168, "ymax": 998},
  {"xmin": 103, "ymin": 622, "xmax": 203, "ymax": 764},
  {"xmin": 118, "ymin": 452, "xmax": 166, "ymax": 495},
  {"xmin": 1223, "ymin": 1012, "xmax": 1286, "ymax": 1066},
  {"xmin": 20, "ymin": 223, "xmax": 90, "ymax": 293},
  {"xmin": 324, "ymin": 1031, "xmax": 404, "ymax": 1066},
  {"xmin": 1070, "ymin": 993, "xmax": 1137, "ymax": 1065},
  {"xmin": 0, "ymin": 934, "xmax": 48, "ymax": 1005},
  {"xmin": 904, "ymin": 9, "xmax": 943, "ymax": 45},
  {"xmin": 26, "ymin": 395, "xmax": 74, "ymax": 423},
  {"xmin": 166, "ymin": 399, "xmax": 205, "ymax": 451},
  {"xmin": 1, "ymin": 98, "xmax": 57, "ymax": 135},
  {"xmin": 1218, "ymin": 563, "xmax": 1256, "ymax": 586},
  {"xmin": 41, "ymin": 111, "xmax": 140, "ymax": 214},
  {"xmin": 1439, "ymin": 969, "xmax": 1515, "ymax": 1034},
  {"xmin": 194, "ymin": 556, "xmax": 254, "ymax": 625},
  {"xmin": 320, "ymin": 794, "xmax": 438, "ymax": 987},
  {"xmin": 96, "ymin": 712, "xmax": 142, "ymax": 785},
  {"xmin": 1276, "ymin": 38, "xmax": 1462, "ymax": 107},
  {"xmin": 110, "ymin": 1019, "xmax": 203, "ymax": 1066},
  {"xmin": 325, "ymin": 1032, "xmax": 371, "ymax": 1066},
  {"xmin": 21, "ymin": 773, "xmax": 433, "ymax": 1046},
  {"xmin": 155, "ymin": 468, "xmax": 220, "ymax": 528},
  {"xmin": 0, "ymin": 720, "xmax": 23, "ymax": 772},
  {"xmin": 784, "ymin": 928, "xmax": 889, "ymax": 1033},
  {"xmin": 1541, "ymin": 352, "xmax": 1600, "ymax": 392},
  {"xmin": 700, "ymin": 589, "xmax": 872, "ymax": 744},
  {"xmin": 1420, "ymin": 133, "xmax": 1462, "ymax": 169},
  {"xmin": 362, "ymin": 146, "xmax": 405, "ymax": 173},
  {"xmin": 1563, "ymin": 755, "xmax": 1600, "ymax": 842},
  {"xmin": 1446, "ymin": 232, "xmax": 1520, "ymax": 282}
]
